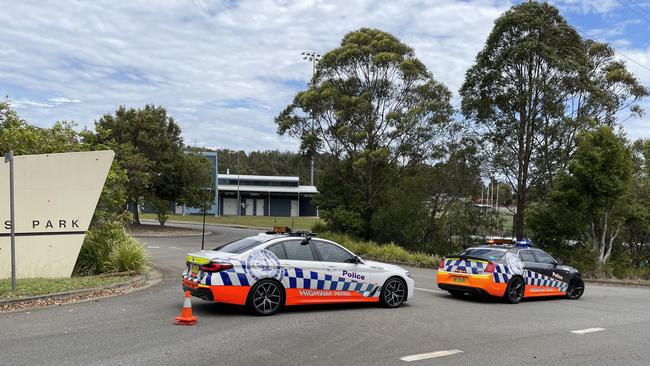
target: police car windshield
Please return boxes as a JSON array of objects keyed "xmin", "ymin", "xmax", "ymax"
[
  {"xmin": 460, "ymin": 248, "xmax": 507, "ymax": 261},
  {"xmin": 213, "ymin": 236, "xmax": 269, "ymax": 254}
]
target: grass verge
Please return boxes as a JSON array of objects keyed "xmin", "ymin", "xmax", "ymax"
[
  {"xmin": 141, "ymin": 213, "xmax": 323, "ymax": 232},
  {"xmin": 0, "ymin": 275, "xmax": 131, "ymax": 300},
  {"xmin": 320, "ymin": 232, "xmax": 439, "ymax": 268}
]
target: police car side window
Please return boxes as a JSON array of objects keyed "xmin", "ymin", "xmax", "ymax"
[
  {"xmin": 313, "ymin": 240, "xmax": 354, "ymax": 263},
  {"xmin": 282, "ymin": 240, "xmax": 315, "ymax": 261},
  {"xmin": 518, "ymin": 250, "xmax": 535, "ymax": 263},
  {"xmin": 266, "ymin": 243, "xmax": 287, "ymax": 260},
  {"xmin": 533, "ymin": 250, "xmax": 556, "ymax": 265}
]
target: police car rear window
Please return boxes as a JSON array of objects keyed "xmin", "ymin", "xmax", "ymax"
[
  {"xmin": 459, "ymin": 248, "xmax": 507, "ymax": 261},
  {"xmin": 213, "ymin": 236, "xmax": 268, "ymax": 254}
]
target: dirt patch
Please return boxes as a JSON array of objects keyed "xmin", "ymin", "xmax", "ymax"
[{"xmin": 128, "ymin": 223, "xmax": 206, "ymax": 237}]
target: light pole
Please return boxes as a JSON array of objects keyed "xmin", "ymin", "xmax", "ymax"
[
  {"xmin": 4, "ymin": 150, "xmax": 16, "ymax": 292},
  {"xmin": 301, "ymin": 51, "xmax": 321, "ymax": 186},
  {"xmin": 201, "ymin": 187, "xmax": 212, "ymax": 251}
]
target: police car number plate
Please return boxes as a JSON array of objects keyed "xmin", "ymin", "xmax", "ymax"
[
  {"xmin": 191, "ymin": 264, "xmax": 200, "ymax": 275},
  {"xmin": 452, "ymin": 277, "xmax": 466, "ymax": 284}
]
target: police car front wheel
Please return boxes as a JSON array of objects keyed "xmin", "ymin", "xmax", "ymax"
[
  {"xmin": 380, "ymin": 277, "xmax": 407, "ymax": 308},
  {"xmin": 247, "ymin": 280, "xmax": 285, "ymax": 316},
  {"xmin": 566, "ymin": 277, "xmax": 584, "ymax": 300}
]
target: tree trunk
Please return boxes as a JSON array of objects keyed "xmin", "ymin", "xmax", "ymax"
[
  {"xmin": 514, "ymin": 198, "xmax": 525, "ymax": 240},
  {"xmin": 131, "ymin": 198, "xmax": 140, "ymax": 225}
]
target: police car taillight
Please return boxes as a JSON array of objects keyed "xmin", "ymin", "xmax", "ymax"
[
  {"xmin": 438, "ymin": 258, "xmax": 445, "ymax": 269},
  {"xmin": 485, "ymin": 262, "xmax": 496, "ymax": 273},
  {"xmin": 199, "ymin": 262, "xmax": 233, "ymax": 272}
]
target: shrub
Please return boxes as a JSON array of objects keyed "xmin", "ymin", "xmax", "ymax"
[
  {"xmin": 74, "ymin": 222, "xmax": 148, "ymax": 276},
  {"xmin": 106, "ymin": 235, "xmax": 148, "ymax": 273},
  {"xmin": 320, "ymin": 232, "xmax": 438, "ymax": 268},
  {"xmin": 311, "ymin": 221, "xmax": 330, "ymax": 234}
]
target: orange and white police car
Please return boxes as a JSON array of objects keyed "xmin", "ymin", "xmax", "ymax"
[
  {"xmin": 182, "ymin": 229, "xmax": 414, "ymax": 315},
  {"xmin": 437, "ymin": 239, "xmax": 584, "ymax": 303}
]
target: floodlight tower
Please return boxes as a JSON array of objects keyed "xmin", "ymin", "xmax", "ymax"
[{"xmin": 301, "ymin": 51, "xmax": 321, "ymax": 186}]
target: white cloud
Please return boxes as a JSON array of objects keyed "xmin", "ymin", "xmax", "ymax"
[
  {"xmin": 1, "ymin": 0, "xmax": 647, "ymax": 150},
  {"xmin": 551, "ymin": 0, "xmax": 619, "ymax": 14}
]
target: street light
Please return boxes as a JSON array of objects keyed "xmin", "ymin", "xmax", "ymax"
[
  {"xmin": 201, "ymin": 187, "xmax": 213, "ymax": 251},
  {"xmin": 301, "ymin": 51, "xmax": 321, "ymax": 186}
]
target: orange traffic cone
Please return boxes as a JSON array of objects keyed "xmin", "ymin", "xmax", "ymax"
[{"xmin": 175, "ymin": 291, "xmax": 198, "ymax": 325}]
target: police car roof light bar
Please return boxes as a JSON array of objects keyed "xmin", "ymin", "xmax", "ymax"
[{"xmin": 515, "ymin": 239, "xmax": 532, "ymax": 248}]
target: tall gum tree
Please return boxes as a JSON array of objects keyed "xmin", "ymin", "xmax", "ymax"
[
  {"xmin": 276, "ymin": 28, "xmax": 453, "ymax": 238},
  {"xmin": 461, "ymin": 2, "xmax": 647, "ymax": 240}
]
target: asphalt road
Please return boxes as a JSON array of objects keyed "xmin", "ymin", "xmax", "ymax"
[{"xmin": 2, "ymin": 222, "xmax": 650, "ymax": 366}]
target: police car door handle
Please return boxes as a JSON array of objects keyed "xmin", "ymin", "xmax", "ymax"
[{"xmin": 326, "ymin": 266, "xmax": 337, "ymax": 271}]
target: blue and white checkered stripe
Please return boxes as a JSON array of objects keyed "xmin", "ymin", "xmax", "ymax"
[
  {"xmin": 524, "ymin": 270, "xmax": 569, "ymax": 291},
  {"xmin": 492, "ymin": 264, "xmax": 512, "ymax": 283},
  {"xmin": 283, "ymin": 267, "xmax": 379, "ymax": 297},
  {"xmin": 443, "ymin": 259, "xmax": 486, "ymax": 274},
  {"xmin": 183, "ymin": 261, "xmax": 380, "ymax": 297}
]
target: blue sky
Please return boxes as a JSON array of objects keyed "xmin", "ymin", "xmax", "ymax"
[{"xmin": 1, "ymin": 0, "xmax": 649, "ymax": 151}]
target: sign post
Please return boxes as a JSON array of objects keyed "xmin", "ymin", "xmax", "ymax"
[{"xmin": 4, "ymin": 150, "xmax": 16, "ymax": 292}]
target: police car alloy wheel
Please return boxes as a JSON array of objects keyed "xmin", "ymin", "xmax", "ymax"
[
  {"xmin": 247, "ymin": 280, "xmax": 285, "ymax": 316},
  {"xmin": 380, "ymin": 277, "xmax": 406, "ymax": 308},
  {"xmin": 504, "ymin": 277, "xmax": 524, "ymax": 304},
  {"xmin": 566, "ymin": 277, "xmax": 585, "ymax": 300}
]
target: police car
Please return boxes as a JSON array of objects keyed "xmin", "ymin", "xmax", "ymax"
[
  {"xmin": 437, "ymin": 239, "xmax": 584, "ymax": 303},
  {"xmin": 182, "ymin": 229, "xmax": 414, "ymax": 315}
]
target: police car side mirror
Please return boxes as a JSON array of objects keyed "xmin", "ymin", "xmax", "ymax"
[
  {"xmin": 354, "ymin": 256, "xmax": 363, "ymax": 264},
  {"xmin": 555, "ymin": 259, "xmax": 564, "ymax": 266}
]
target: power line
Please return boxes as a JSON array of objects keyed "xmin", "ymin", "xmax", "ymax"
[
  {"xmin": 626, "ymin": 0, "xmax": 650, "ymax": 17},
  {"xmin": 574, "ymin": 26, "xmax": 650, "ymax": 74},
  {"xmin": 615, "ymin": 0, "xmax": 650, "ymax": 25}
]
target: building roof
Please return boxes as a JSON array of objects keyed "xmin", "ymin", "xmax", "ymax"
[
  {"xmin": 218, "ymin": 174, "xmax": 299, "ymax": 182},
  {"xmin": 217, "ymin": 184, "xmax": 318, "ymax": 194}
]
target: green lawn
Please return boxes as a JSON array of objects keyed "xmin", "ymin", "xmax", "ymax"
[
  {"xmin": 142, "ymin": 213, "xmax": 323, "ymax": 232},
  {"xmin": 0, "ymin": 275, "xmax": 131, "ymax": 300}
]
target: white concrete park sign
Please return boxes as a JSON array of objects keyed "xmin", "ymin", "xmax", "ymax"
[{"xmin": 1, "ymin": 151, "xmax": 114, "ymax": 279}]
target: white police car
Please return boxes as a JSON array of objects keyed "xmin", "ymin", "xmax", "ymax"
[{"xmin": 182, "ymin": 230, "xmax": 414, "ymax": 315}]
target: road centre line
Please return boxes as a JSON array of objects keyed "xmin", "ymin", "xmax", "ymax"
[
  {"xmin": 168, "ymin": 246, "xmax": 185, "ymax": 250},
  {"xmin": 146, "ymin": 246, "xmax": 160, "ymax": 249},
  {"xmin": 571, "ymin": 328, "xmax": 606, "ymax": 335},
  {"xmin": 400, "ymin": 350, "xmax": 463, "ymax": 362}
]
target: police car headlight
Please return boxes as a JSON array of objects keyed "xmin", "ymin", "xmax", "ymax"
[{"xmin": 405, "ymin": 271, "xmax": 411, "ymax": 278}]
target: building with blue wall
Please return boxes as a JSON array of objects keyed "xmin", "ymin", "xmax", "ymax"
[{"xmin": 178, "ymin": 152, "xmax": 318, "ymax": 217}]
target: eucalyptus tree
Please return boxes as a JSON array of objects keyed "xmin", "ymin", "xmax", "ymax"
[
  {"xmin": 276, "ymin": 28, "xmax": 453, "ymax": 238},
  {"xmin": 461, "ymin": 2, "xmax": 647, "ymax": 240}
]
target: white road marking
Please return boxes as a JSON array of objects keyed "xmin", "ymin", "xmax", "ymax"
[
  {"xmin": 400, "ymin": 350, "xmax": 463, "ymax": 362},
  {"xmin": 415, "ymin": 287, "xmax": 444, "ymax": 293},
  {"xmin": 169, "ymin": 246, "xmax": 185, "ymax": 250},
  {"xmin": 146, "ymin": 246, "xmax": 160, "ymax": 249},
  {"xmin": 571, "ymin": 328, "xmax": 606, "ymax": 335}
]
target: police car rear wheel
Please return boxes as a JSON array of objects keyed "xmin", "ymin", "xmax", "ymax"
[
  {"xmin": 247, "ymin": 280, "xmax": 284, "ymax": 316},
  {"xmin": 504, "ymin": 277, "xmax": 524, "ymax": 304},
  {"xmin": 566, "ymin": 277, "xmax": 584, "ymax": 300},
  {"xmin": 380, "ymin": 277, "xmax": 406, "ymax": 308}
]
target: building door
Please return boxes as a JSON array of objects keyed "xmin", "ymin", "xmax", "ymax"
[
  {"xmin": 245, "ymin": 198, "xmax": 254, "ymax": 216},
  {"xmin": 222, "ymin": 198, "xmax": 237, "ymax": 216},
  {"xmin": 290, "ymin": 200, "xmax": 299, "ymax": 217},
  {"xmin": 255, "ymin": 199, "xmax": 265, "ymax": 216}
]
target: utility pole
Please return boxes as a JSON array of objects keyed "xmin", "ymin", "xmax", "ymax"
[
  {"xmin": 237, "ymin": 154, "xmax": 240, "ymax": 225},
  {"xmin": 301, "ymin": 51, "xmax": 321, "ymax": 186},
  {"xmin": 201, "ymin": 188, "xmax": 211, "ymax": 251},
  {"xmin": 5, "ymin": 151, "xmax": 16, "ymax": 292}
]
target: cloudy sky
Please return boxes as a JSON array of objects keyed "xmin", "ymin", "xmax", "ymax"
[{"xmin": 2, "ymin": 0, "xmax": 649, "ymax": 151}]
